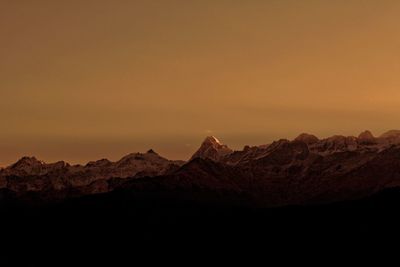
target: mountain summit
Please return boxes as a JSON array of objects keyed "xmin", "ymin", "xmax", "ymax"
[
  {"xmin": 190, "ymin": 136, "xmax": 233, "ymax": 161},
  {"xmin": 358, "ymin": 130, "xmax": 374, "ymax": 139},
  {"xmin": 358, "ymin": 130, "xmax": 376, "ymax": 144},
  {"xmin": 294, "ymin": 133, "xmax": 319, "ymax": 145},
  {"xmin": 380, "ymin": 130, "xmax": 400, "ymax": 139}
]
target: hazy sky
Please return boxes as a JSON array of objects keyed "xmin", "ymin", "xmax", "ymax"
[{"xmin": 1, "ymin": 0, "xmax": 400, "ymax": 165}]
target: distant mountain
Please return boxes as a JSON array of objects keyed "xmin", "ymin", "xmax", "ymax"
[
  {"xmin": 294, "ymin": 133, "xmax": 319, "ymax": 145},
  {"xmin": 190, "ymin": 136, "xmax": 233, "ymax": 161},
  {"xmin": 115, "ymin": 130, "xmax": 400, "ymax": 206},
  {"xmin": 358, "ymin": 130, "xmax": 376, "ymax": 144},
  {"xmin": 380, "ymin": 129, "xmax": 400, "ymax": 143},
  {"xmin": 0, "ymin": 150, "xmax": 184, "ymax": 196},
  {"xmin": 2, "ymin": 130, "xmax": 400, "ymax": 207}
]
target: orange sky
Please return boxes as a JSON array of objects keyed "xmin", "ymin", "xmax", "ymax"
[{"xmin": 1, "ymin": 0, "xmax": 400, "ymax": 166}]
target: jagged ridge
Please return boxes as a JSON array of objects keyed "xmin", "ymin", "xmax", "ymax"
[{"xmin": 2, "ymin": 129, "xmax": 400, "ymax": 207}]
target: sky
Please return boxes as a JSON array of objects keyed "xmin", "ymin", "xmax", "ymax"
[{"xmin": 1, "ymin": 0, "xmax": 400, "ymax": 165}]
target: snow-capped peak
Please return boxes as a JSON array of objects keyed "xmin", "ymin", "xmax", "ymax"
[
  {"xmin": 190, "ymin": 136, "xmax": 233, "ymax": 161},
  {"xmin": 203, "ymin": 136, "xmax": 222, "ymax": 145}
]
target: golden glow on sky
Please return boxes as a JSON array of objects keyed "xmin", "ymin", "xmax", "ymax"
[{"xmin": 1, "ymin": 0, "xmax": 400, "ymax": 165}]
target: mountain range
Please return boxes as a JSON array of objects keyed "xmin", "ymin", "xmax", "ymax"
[
  {"xmin": 3, "ymin": 129, "xmax": 400, "ymax": 262},
  {"xmin": 2, "ymin": 129, "xmax": 400, "ymax": 207}
]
